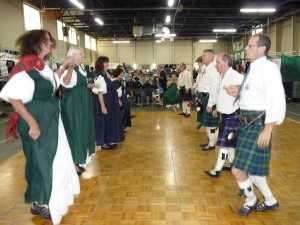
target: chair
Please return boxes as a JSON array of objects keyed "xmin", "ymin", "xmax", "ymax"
[
  {"xmin": 142, "ymin": 87, "xmax": 155, "ymax": 107},
  {"xmin": 131, "ymin": 87, "xmax": 143, "ymax": 107}
]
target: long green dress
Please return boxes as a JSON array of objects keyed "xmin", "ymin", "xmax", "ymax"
[
  {"xmin": 17, "ymin": 69, "xmax": 59, "ymax": 205},
  {"xmin": 163, "ymin": 83, "xmax": 180, "ymax": 105},
  {"xmin": 61, "ymin": 67, "xmax": 95, "ymax": 164}
]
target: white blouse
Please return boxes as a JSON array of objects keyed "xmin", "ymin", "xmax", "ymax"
[
  {"xmin": 0, "ymin": 63, "xmax": 59, "ymax": 103},
  {"xmin": 92, "ymin": 75, "xmax": 107, "ymax": 94},
  {"xmin": 60, "ymin": 66, "xmax": 87, "ymax": 88}
]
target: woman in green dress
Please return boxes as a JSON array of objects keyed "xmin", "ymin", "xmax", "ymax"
[
  {"xmin": 163, "ymin": 74, "xmax": 181, "ymax": 106},
  {"xmin": 60, "ymin": 46, "xmax": 96, "ymax": 175}
]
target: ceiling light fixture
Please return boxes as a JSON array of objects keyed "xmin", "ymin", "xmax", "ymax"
[
  {"xmin": 240, "ymin": 8, "xmax": 276, "ymax": 13},
  {"xmin": 213, "ymin": 29, "xmax": 236, "ymax": 33},
  {"xmin": 155, "ymin": 33, "xmax": 176, "ymax": 37},
  {"xmin": 168, "ymin": 0, "xmax": 174, "ymax": 7},
  {"xmin": 112, "ymin": 40, "xmax": 130, "ymax": 44},
  {"xmin": 199, "ymin": 39, "xmax": 217, "ymax": 43},
  {"xmin": 95, "ymin": 18, "xmax": 104, "ymax": 25},
  {"xmin": 70, "ymin": 0, "xmax": 84, "ymax": 9},
  {"xmin": 156, "ymin": 40, "xmax": 162, "ymax": 43},
  {"xmin": 166, "ymin": 15, "xmax": 171, "ymax": 23}
]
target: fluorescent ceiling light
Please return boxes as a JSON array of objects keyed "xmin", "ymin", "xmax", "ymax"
[
  {"xmin": 213, "ymin": 29, "xmax": 236, "ymax": 33},
  {"xmin": 166, "ymin": 15, "xmax": 171, "ymax": 23},
  {"xmin": 240, "ymin": 8, "xmax": 276, "ymax": 13},
  {"xmin": 155, "ymin": 40, "xmax": 162, "ymax": 43},
  {"xmin": 199, "ymin": 39, "xmax": 217, "ymax": 43},
  {"xmin": 155, "ymin": 33, "xmax": 176, "ymax": 37},
  {"xmin": 95, "ymin": 18, "xmax": 104, "ymax": 25},
  {"xmin": 168, "ymin": 0, "xmax": 174, "ymax": 7},
  {"xmin": 112, "ymin": 40, "xmax": 130, "ymax": 44},
  {"xmin": 70, "ymin": 0, "xmax": 84, "ymax": 9}
]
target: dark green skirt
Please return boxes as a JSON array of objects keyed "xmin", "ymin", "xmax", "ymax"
[{"xmin": 18, "ymin": 99, "xmax": 59, "ymax": 205}]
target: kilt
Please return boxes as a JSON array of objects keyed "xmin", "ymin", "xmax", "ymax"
[
  {"xmin": 197, "ymin": 95, "xmax": 219, "ymax": 127},
  {"xmin": 232, "ymin": 110, "xmax": 271, "ymax": 176},
  {"xmin": 216, "ymin": 113, "xmax": 240, "ymax": 148},
  {"xmin": 180, "ymin": 89, "xmax": 193, "ymax": 101}
]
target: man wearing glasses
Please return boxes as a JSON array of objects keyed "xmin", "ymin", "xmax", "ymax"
[{"xmin": 226, "ymin": 34, "xmax": 286, "ymax": 216}]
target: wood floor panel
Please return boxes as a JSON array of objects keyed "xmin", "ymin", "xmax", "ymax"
[{"xmin": 0, "ymin": 111, "xmax": 300, "ymax": 224}]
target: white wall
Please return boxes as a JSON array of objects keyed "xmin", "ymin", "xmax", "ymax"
[{"xmin": 0, "ymin": 0, "xmax": 24, "ymax": 51}]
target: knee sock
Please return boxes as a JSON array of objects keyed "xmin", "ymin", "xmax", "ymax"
[
  {"xmin": 206, "ymin": 127, "xmax": 217, "ymax": 146},
  {"xmin": 228, "ymin": 147, "xmax": 235, "ymax": 163},
  {"xmin": 186, "ymin": 102, "xmax": 191, "ymax": 114},
  {"xmin": 214, "ymin": 147, "xmax": 228, "ymax": 171},
  {"xmin": 237, "ymin": 178, "xmax": 257, "ymax": 206},
  {"xmin": 182, "ymin": 102, "xmax": 186, "ymax": 113},
  {"xmin": 250, "ymin": 175, "xmax": 277, "ymax": 205}
]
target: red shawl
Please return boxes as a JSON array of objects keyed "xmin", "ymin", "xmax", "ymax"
[{"xmin": 6, "ymin": 55, "xmax": 45, "ymax": 143}]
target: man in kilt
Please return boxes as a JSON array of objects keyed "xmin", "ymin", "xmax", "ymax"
[
  {"xmin": 177, "ymin": 63, "xmax": 193, "ymax": 117},
  {"xmin": 226, "ymin": 34, "xmax": 286, "ymax": 216},
  {"xmin": 204, "ymin": 53, "xmax": 244, "ymax": 178},
  {"xmin": 197, "ymin": 49, "xmax": 220, "ymax": 150}
]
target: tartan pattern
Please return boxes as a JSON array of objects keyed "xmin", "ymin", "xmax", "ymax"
[
  {"xmin": 232, "ymin": 110, "xmax": 271, "ymax": 176},
  {"xmin": 197, "ymin": 95, "xmax": 219, "ymax": 127},
  {"xmin": 216, "ymin": 114, "xmax": 240, "ymax": 148}
]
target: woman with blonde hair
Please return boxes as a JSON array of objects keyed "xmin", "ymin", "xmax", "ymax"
[{"xmin": 60, "ymin": 46, "xmax": 96, "ymax": 175}]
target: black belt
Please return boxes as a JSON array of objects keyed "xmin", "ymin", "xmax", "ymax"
[
  {"xmin": 199, "ymin": 92, "xmax": 209, "ymax": 97},
  {"xmin": 239, "ymin": 113, "xmax": 265, "ymax": 126},
  {"xmin": 221, "ymin": 109, "xmax": 240, "ymax": 120}
]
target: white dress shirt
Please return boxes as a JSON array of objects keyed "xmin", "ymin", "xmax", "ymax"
[
  {"xmin": 178, "ymin": 69, "xmax": 193, "ymax": 89},
  {"xmin": 194, "ymin": 65, "xmax": 206, "ymax": 92},
  {"xmin": 198, "ymin": 62, "xmax": 220, "ymax": 107},
  {"xmin": 217, "ymin": 67, "xmax": 244, "ymax": 114},
  {"xmin": 239, "ymin": 56, "xmax": 286, "ymax": 125}
]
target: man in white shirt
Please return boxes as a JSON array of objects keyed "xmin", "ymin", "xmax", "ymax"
[
  {"xmin": 197, "ymin": 49, "xmax": 220, "ymax": 150},
  {"xmin": 227, "ymin": 34, "xmax": 286, "ymax": 216},
  {"xmin": 204, "ymin": 53, "xmax": 244, "ymax": 178},
  {"xmin": 177, "ymin": 63, "xmax": 193, "ymax": 117}
]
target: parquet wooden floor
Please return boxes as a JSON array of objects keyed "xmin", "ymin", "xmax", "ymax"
[{"xmin": 0, "ymin": 111, "xmax": 300, "ymax": 225}]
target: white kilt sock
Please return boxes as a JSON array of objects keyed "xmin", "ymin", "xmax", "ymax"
[
  {"xmin": 214, "ymin": 147, "xmax": 228, "ymax": 171},
  {"xmin": 250, "ymin": 175, "xmax": 277, "ymax": 205}
]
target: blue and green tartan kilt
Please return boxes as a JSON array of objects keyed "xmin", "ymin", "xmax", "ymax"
[
  {"xmin": 232, "ymin": 110, "xmax": 271, "ymax": 176},
  {"xmin": 216, "ymin": 115, "xmax": 240, "ymax": 148},
  {"xmin": 197, "ymin": 96, "xmax": 219, "ymax": 127}
]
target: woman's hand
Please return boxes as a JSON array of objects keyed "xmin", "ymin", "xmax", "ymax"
[
  {"xmin": 119, "ymin": 99, "xmax": 123, "ymax": 107},
  {"xmin": 212, "ymin": 110, "xmax": 218, "ymax": 117},
  {"xmin": 257, "ymin": 123, "xmax": 275, "ymax": 149},
  {"xmin": 28, "ymin": 119, "xmax": 41, "ymax": 140},
  {"xmin": 87, "ymin": 83, "xmax": 94, "ymax": 89}
]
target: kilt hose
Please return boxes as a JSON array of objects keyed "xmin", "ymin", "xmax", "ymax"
[
  {"xmin": 197, "ymin": 95, "xmax": 219, "ymax": 127},
  {"xmin": 216, "ymin": 113, "xmax": 240, "ymax": 148},
  {"xmin": 232, "ymin": 110, "xmax": 271, "ymax": 176}
]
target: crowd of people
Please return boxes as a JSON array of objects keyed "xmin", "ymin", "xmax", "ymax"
[{"xmin": 0, "ymin": 29, "xmax": 286, "ymax": 224}]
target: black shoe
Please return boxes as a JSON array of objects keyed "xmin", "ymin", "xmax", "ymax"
[
  {"xmin": 75, "ymin": 164, "xmax": 83, "ymax": 176},
  {"xmin": 184, "ymin": 114, "xmax": 190, "ymax": 117},
  {"xmin": 202, "ymin": 145, "xmax": 215, "ymax": 151},
  {"xmin": 0, "ymin": 112, "xmax": 8, "ymax": 118},
  {"xmin": 200, "ymin": 143, "xmax": 208, "ymax": 147},
  {"xmin": 130, "ymin": 115, "xmax": 136, "ymax": 118},
  {"xmin": 237, "ymin": 199, "xmax": 258, "ymax": 216},
  {"xmin": 204, "ymin": 170, "xmax": 220, "ymax": 178},
  {"xmin": 255, "ymin": 202, "xmax": 279, "ymax": 212},
  {"xmin": 101, "ymin": 144, "xmax": 113, "ymax": 150},
  {"xmin": 178, "ymin": 112, "xmax": 186, "ymax": 115},
  {"xmin": 75, "ymin": 164, "xmax": 86, "ymax": 172},
  {"xmin": 196, "ymin": 124, "xmax": 202, "ymax": 129},
  {"xmin": 109, "ymin": 143, "xmax": 117, "ymax": 148},
  {"xmin": 31, "ymin": 203, "xmax": 51, "ymax": 220},
  {"xmin": 222, "ymin": 164, "xmax": 232, "ymax": 171}
]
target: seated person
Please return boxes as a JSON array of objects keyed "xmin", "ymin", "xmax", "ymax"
[
  {"xmin": 132, "ymin": 77, "xmax": 142, "ymax": 104},
  {"xmin": 142, "ymin": 79, "xmax": 153, "ymax": 103}
]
